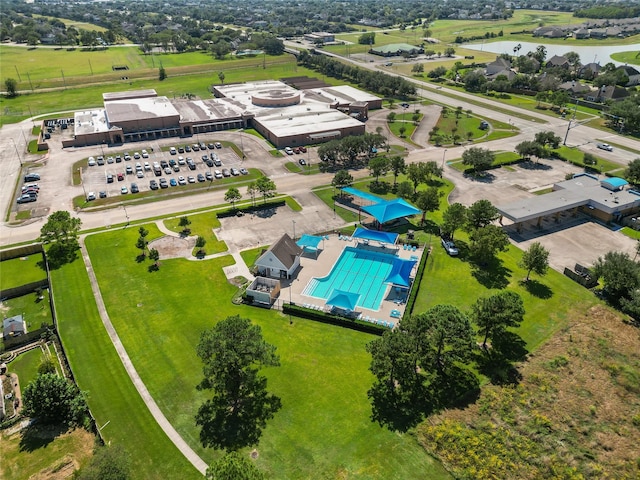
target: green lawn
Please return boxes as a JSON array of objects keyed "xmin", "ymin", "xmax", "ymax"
[
  {"xmin": 416, "ymin": 238, "xmax": 599, "ymax": 351},
  {"xmin": 50, "ymin": 248, "xmax": 201, "ymax": 480},
  {"xmin": 163, "ymin": 211, "xmax": 227, "ymax": 255},
  {"xmin": 6, "ymin": 347, "xmax": 46, "ymax": 386},
  {"xmin": 0, "ymin": 254, "xmax": 47, "ymax": 290},
  {"xmin": 610, "ymin": 51, "xmax": 640, "ymax": 66},
  {"xmin": 0, "ymin": 290, "xmax": 52, "ymax": 331},
  {"xmin": 83, "ymin": 225, "xmax": 451, "ymax": 479}
]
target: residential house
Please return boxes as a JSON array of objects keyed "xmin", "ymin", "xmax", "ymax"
[
  {"xmin": 578, "ymin": 62, "xmax": 602, "ymax": 79},
  {"xmin": 3, "ymin": 315, "xmax": 26, "ymax": 340},
  {"xmin": 585, "ymin": 85, "xmax": 629, "ymax": 103},
  {"xmin": 255, "ymin": 233, "xmax": 303, "ymax": 279},
  {"xmin": 533, "ymin": 26, "xmax": 565, "ymax": 38},
  {"xmin": 485, "ymin": 57, "xmax": 512, "ymax": 76},
  {"xmin": 573, "ymin": 28, "xmax": 589, "ymax": 39},
  {"xmin": 546, "ymin": 55, "xmax": 570, "ymax": 69},
  {"xmin": 617, "ymin": 65, "xmax": 640, "ymax": 86},
  {"xmin": 558, "ymin": 81, "xmax": 593, "ymax": 97}
]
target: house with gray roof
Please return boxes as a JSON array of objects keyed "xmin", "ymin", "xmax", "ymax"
[
  {"xmin": 3, "ymin": 315, "xmax": 26, "ymax": 340},
  {"xmin": 255, "ymin": 233, "xmax": 303, "ymax": 279}
]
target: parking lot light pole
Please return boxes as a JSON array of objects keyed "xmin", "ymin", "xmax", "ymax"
[
  {"xmin": 10, "ymin": 137, "xmax": 23, "ymax": 167},
  {"xmin": 79, "ymin": 168, "xmax": 87, "ymax": 199},
  {"xmin": 292, "ymin": 220, "xmax": 296, "ymax": 241},
  {"xmin": 121, "ymin": 204, "xmax": 129, "ymax": 227}
]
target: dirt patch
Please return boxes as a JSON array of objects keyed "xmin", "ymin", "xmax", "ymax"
[
  {"xmin": 418, "ymin": 305, "xmax": 640, "ymax": 479},
  {"xmin": 148, "ymin": 235, "xmax": 195, "ymax": 259}
]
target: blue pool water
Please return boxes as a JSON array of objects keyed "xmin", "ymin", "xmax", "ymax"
[{"xmin": 303, "ymin": 246, "xmax": 397, "ymax": 310}]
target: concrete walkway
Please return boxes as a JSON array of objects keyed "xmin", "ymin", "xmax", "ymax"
[{"xmin": 78, "ymin": 235, "xmax": 208, "ymax": 475}]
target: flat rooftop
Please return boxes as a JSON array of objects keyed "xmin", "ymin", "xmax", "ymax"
[
  {"xmin": 307, "ymin": 85, "xmax": 382, "ymax": 104},
  {"xmin": 498, "ymin": 174, "xmax": 640, "ymax": 223},
  {"xmin": 172, "ymin": 98, "xmax": 246, "ymax": 123},
  {"xmin": 74, "ymin": 109, "xmax": 110, "ymax": 136},
  {"xmin": 105, "ymin": 96, "xmax": 180, "ymax": 124},
  {"xmin": 103, "ymin": 89, "xmax": 157, "ymax": 102}
]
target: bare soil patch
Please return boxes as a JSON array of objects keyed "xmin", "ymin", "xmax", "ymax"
[
  {"xmin": 418, "ymin": 305, "xmax": 640, "ymax": 479},
  {"xmin": 148, "ymin": 235, "xmax": 195, "ymax": 259}
]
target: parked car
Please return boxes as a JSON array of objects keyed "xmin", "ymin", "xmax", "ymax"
[
  {"xmin": 188, "ymin": 176, "xmax": 196, "ymax": 183},
  {"xmin": 178, "ymin": 156, "xmax": 186, "ymax": 165},
  {"xmin": 135, "ymin": 162, "xmax": 143, "ymax": 171},
  {"xmin": 130, "ymin": 183, "xmax": 139, "ymax": 193},
  {"xmin": 178, "ymin": 146, "xmax": 185, "ymax": 153},
  {"xmin": 88, "ymin": 156, "xmax": 96, "ymax": 166},
  {"xmin": 178, "ymin": 176, "xmax": 187, "ymax": 185},
  {"xmin": 141, "ymin": 149, "xmax": 149, "ymax": 158},
  {"xmin": 169, "ymin": 147, "xmax": 177, "ymax": 155},
  {"xmin": 149, "ymin": 180, "xmax": 158, "ymax": 190},
  {"xmin": 115, "ymin": 155, "xmax": 122, "ymax": 163},
  {"xmin": 22, "ymin": 183, "xmax": 40, "ymax": 192},
  {"xmin": 133, "ymin": 152, "xmax": 141, "ymax": 159},
  {"xmin": 123, "ymin": 153, "xmax": 131, "ymax": 161},
  {"xmin": 597, "ymin": 143, "xmax": 613, "ymax": 151},
  {"xmin": 205, "ymin": 171, "xmax": 213, "ymax": 181},
  {"xmin": 208, "ymin": 143, "xmax": 215, "ymax": 150},
  {"xmin": 99, "ymin": 191, "xmax": 107, "ymax": 198},
  {"xmin": 25, "ymin": 173, "xmax": 40, "ymax": 182},
  {"xmin": 213, "ymin": 159, "xmax": 222, "ymax": 167},
  {"xmin": 230, "ymin": 168, "xmax": 240, "ymax": 176},
  {"xmin": 86, "ymin": 192, "xmax": 96, "ymax": 201},
  {"xmin": 170, "ymin": 178, "xmax": 178, "ymax": 187},
  {"xmin": 298, "ymin": 158, "xmax": 306, "ymax": 165},
  {"xmin": 137, "ymin": 170, "xmax": 144, "ymax": 179},
  {"xmin": 441, "ymin": 238, "xmax": 459, "ymax": 256},
  {"xmin": 164, "ymin": 167, "xmax": 172, "ymax": 175},
  {"xmin": 222, "ymin": 169, "xmax": 231, "ymax": 177},
  {"xmin": 214, "ymin": 170, "xmax": 223, "ymax": 179},
  {"xmin": 126, "ymin": 165, "xmax": 133, "ymax": 174},
  {"xmin": 299, "ymin": 146, "xmax": 307, "ymax": 153},
  {"xmin": 173, "ymin": 164, "xmax": 180, "ymax": 172},
  {"xmin": 284, "ymin": 146, "xmax": 293, "ymax": 155},
  {"xmin": 106, "ymin": 174, "xmax": 114, "ymax": 183},
  {"xmin": 197, "ymin": 173, "xmax": 206, "ymax": 182},
  {"xmin": 117, "ymin": 173, "xmax": 125, "ymax": 181},
  {"xmin": 191, "ymin": 144, "xmax": 200, "ymax": 151},
  {"xmin": 159, "ymin": 178, "xmax": 168, "ymax": 188},
  {"xmin": 240, "ymin": 168, "xmax": 249, "ymax": 175},
  {"xmin": 107, "ymin": 156, "xmax": 115, "ymax": 164},
  {"xmin": 121, "ymin": 186, "xmax": 128, "ymax": 194},
  {"xmin": 215, "ymin": 142, "xmax": 222, "ymax": 149},
  {"xmin": 293, "ymin": 147, "xmax": 301, "ymax": 154},
  {"xmin": 187, "ymin": 161, "xmax": 196, "ymax": 171},
  {"xmin": 185, "ymin": 145, "xmax": 192, "ymax": 152},
  {"xmin": 144, "ymin": 162, "xmax": 151, "ymax": 171},
  {"xmin": 96, "ymin": 156, "xmax": 105, "ymax": 166},
  {"xmin": 17, "ymin": 194, "xmax": 37, "ymax": 204}
]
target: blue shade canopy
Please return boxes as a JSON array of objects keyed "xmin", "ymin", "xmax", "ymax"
[
  {"xmin": 383, "ymin": 258, "xmax": 416, "ymax": 287},
  {"xmin": 362, "ymin": 198, "xmax": 421, "ymax": 224},
  {"xmin": 352, "ymin": 227, "xmax": 399, "ymax": 244},
  {"xmin": 326, "ymin": 289, "xmax": 361, "ymax": 311},
  {"xmin": 296, "ymin": 234, "xmax": 323, "ymax": 250},
  {"xmin": 341, "ymin": 187, "xmax": 384, "ymax": 204}
]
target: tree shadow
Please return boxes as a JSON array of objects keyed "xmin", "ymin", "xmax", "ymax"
[
  {"xmin": 430, "ymin": 365, "xmax": 481, "ymax": 410},
  {"xmin": 39, "ymin": 243, "xmax": 79, "ymax": 270},
  {"xmin": 475, "ymin": 332, "xmax": 528, "ymax": 385},
  {"xmin": 520, "ymin": 160, "xmax": 551, "ymax": 170},
  {"xmin": 463, "ymin": 172, "xmax": 496, "ymax": 183},
  {"xmin": 520, "ymin": 279, "xmax": 553, "ymax": 299},
  {"xmin": 254, "ymin": 207, "xmax": 277, "ymax": 219},
  {"xmin": 19, "ymin": 423, "xmax": 68, "ymax": 452},
  {"xmin": 471, "ymin": 259, "xmax": 511, "ymax": 289},
  {"xmin": 135, "ymin": 254, "xmax": 147, "ymax": 263},
  {"xmin": 369, "ymin": 181, "xmax": 391, "ymax": 194},
  {"xmin": 368, "ymin": 381, "xmax": 430, "ymax": 432}
]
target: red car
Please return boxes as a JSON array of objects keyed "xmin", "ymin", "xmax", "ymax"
[
  {"xmin": 117, "ymin": 173, "xmax": 125, "ymax": 181},
  {"xmin": 293, "ymin": 147, "xmax": 301, "ymax": 154},
  {"xmin": 299, "ymin": 146, "xmax": 307, "ymax": 153}
]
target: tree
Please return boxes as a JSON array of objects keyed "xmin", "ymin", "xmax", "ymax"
[
  {"xmin": 332, "ymin": 169, "xmax": 353, "ymax": 193},
  {"xmin": 195, "ymin": 315, "xmax": 281, "ymax": 451},
  {"xmin": 428, "ymin": 66, "xmax": 447, "ymax": 78},
  {"xmin": 218, "ymin": 71, "xmax": 225, "ymax": 84},
  {"xmin": 441, "ymin": 203, "xmax": 467, "ymax": 239},
  {"xmin": 469, "ymin": 225, "xmax": 510, "ymax": 264},
  {"xmin": 5, "ymin": 77, "xmax": 17, "ymax": 97},
  {"xmin": 415, "ymin": 187, "xmax": 440, "ymax": 224},
  {"xmin": 224, "ymin": 187, "xmax": 242, "ymax": 209},
  {"xmin": 246, "ymin": 183, "xmax": 257, "ymax": 207},
  {"xmin": 467, "ymin": 199, "xmax": 500, "ymax": 229},
  {"xmin": 406, "ymin": 305, "xmax": 475, "ymax": 374},
  {"xmin": 40, "ymin": 211, "xmax": 82, "ymax": 268},
  {"xmin": 38, "ymin": 354, "xmax": 57, "ymax": 375},
  {"xmin": 255, "ymin": 176, "xmax": 276, "ymax": 204},
  {"xmin": 515, "ymin": 140, "xmax": 544, "ymax": 162},
  {"xmin": 461, "ymin": 147, "xmax": 494, "ymax": 173},
  {"xmin": 396, "ymin": 181, "xmax": 413, "ymax": 199},
  {"xmin": 148, "ymin": 248, "xmax": 160, "ymax": 270},
  {"xmin": 519, "ymin": 242, "xmax": 549, "ymax": 282},
  {"xmin": 583, "ymin": 152, "xmax": 598, "ymax": 169},
  {"xmin": 533, "ymin": 45, "xmax": 547, "ymax": 63},
  {"xmin": 398, "ymin": 125, "xmax": 407, "ymax": 138},
  {"xmin": 358, "ymin": 32, "xmax": 375, "ymax": 45},
  {"xmin": 534, "ymin": 131, "xmax": 561, "ymax": 149},
  {"xmin": 206, "ymin": 452, "xmax": 264, "ymax": 480},
  {"xmin": 407, "ymin": 162, "xmax": 426, "ymax": 194},
  {"xmin": 159, "ymin": 65, "xmax": 167, "ymax": 81},
  {"xmin": 471, "ymin": 291, "xmax": 525, "ymax": 349},
  {"xmin": 179, "ymin": 216, "xmax": 191, "ymax": 234},
  {"xmin": 444, "ymin": 47, "xmax": 455, "ymax": 57},
  {"xmin": 22, "ymin": 373, "xmax": 87, "ymax": 425},
  {"xmin": 369, "ymin": 156, "xmax": 389, "ymax": 183},
  {"xmin": 195, "ymin": 236, "xmax": 207, "ymax": 257},
  {"xmin": 593, "ymin": 251, "xmax": 640, "ymax": 303},
  {"xmin": 390, "ymin": 156, "xmax": 406, "ymax": 187},
  {"xmin": 411, "ymin": 63, "xmax": 424, "ymax": 74},
  {"xmin": 625, "ymin": 158, "xmax": 640, "ymax": 185},
  {"xmin": 76, "ymin": 445, "xmax": 131, "ymax": 480}
]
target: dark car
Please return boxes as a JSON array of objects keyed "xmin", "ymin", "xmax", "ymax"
[
  {"xmin": 205, "ymin": 159, "xmax": 214, "ymax": 167},
  {"xmin": 205, "ymin": 171, "xmax": 214, "ymax": 181},
  {"xmin": 106, "ymin": 174, "xmax": 114, "ymax": 183},
  {"xmin": 149, "ymin": 180, "xmax": 159, "ymax": 190},
  {"xmin": 222, "ymin": 169, "xmax": 231, "ymax": 177},
  {"xmin": 130, "ymin": 183, "xmax": 139, "ymax": 193},
  {"xmin": 25, "ymin": 173, "xmax": 41, "ymax": 182},
  {"xmin": 99, "ymin": 191, "xmax": 107, "ymax": 198},
  {"xmin": 197, "ymin": 173, "xmax": 206, "ymax": 182},
  {"xmin": 160, "ymin": 160, "xmax": 169, "ymax": 168},
  {"xmin": 208, "ymin": 143, "xmax": 215, "ymax": 150},
  {"xmin": 187, "ymin": 161, "xmax": 196, "ymax": 171},
  {"xmin": 298, "ymin": 158, "xmax": 306, "ymax": 165},
  {"xmin": 185, "ymin": 145, "xmax": 192, "ymax": 152},
  {"xmin": 178, "ymin": 146, "xmax": 185, "ymax": 153}
]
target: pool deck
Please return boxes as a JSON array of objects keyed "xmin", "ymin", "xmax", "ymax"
[{"xmin": 281, "ymin": 234, "xmax": 422, "ymax": 327}]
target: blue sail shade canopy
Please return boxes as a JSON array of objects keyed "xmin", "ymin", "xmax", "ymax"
[
  {"xmin": 361, "ymin": 198, "xmax": 421, "ymax": 224},
  {"xmin": 352, "ymin": 227, "xmax": 399, "ymax": 244},
  {"xmin": 326, "ymin": 289, "xmax": 361, "ymax": 311}
]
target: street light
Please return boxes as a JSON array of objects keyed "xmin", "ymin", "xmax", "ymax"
[
  {"xmin": 10, "ymin": 137, "xmax": 23, "ymax": 167},
  {"xmin": 441, "ymin": 148, "xmax": 447, "ymax": 168},
  {"xmin": 292, "ymin": 220, "xmax": 296, "ymax": 240},
  {"xmin": 121, "ymin": 205, "xmax": 129, "ymax": 227},
  {"xmin": 79, "ymin": 168, "xmax": 87, "ymax": 200}
]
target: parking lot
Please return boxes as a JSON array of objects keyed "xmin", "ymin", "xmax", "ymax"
[{"xmin": 82, "ymin": 142, "xmax": 247, "ymax": 199}]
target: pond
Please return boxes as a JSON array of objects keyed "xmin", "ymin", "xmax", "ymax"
[{"xmin": 463, "ymin": 40, "xmax": 640, "ymax": 66}]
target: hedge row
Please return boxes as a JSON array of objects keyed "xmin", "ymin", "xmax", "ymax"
[
  {"xmin": 403, "ymin": 246, "xmax": 431, "ymax": 320},
  {"xmin": 463, "ymin": 157, "xmax": 524, "ymax": 175},
  {"xmin": 282, "ymin": 304, "xmax": 386, "ymax": 335},
  {"xmin": 217, "ymin": 199, "xmax": 286, "ymax": 218}
]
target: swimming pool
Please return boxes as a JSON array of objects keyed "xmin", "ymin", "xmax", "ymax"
[{"xmin": 303, "ymin": 246, "xmax": 398, "ymax": 311}]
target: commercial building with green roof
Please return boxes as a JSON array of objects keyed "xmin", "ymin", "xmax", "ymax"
[{"xmin": 369, "ymin": 43, "xmax": 424, "ymax": 57}]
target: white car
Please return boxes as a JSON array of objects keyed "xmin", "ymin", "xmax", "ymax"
[
  {"xmin": 141, "ymin": 149, "xmax": 149, "ymax": 158},
  {"xmin": 284, "ymin": 146, "xmax": 294, "ymax": 155},
  {"xmin": 86, "ymin": 192, "xmax": 96, "ymax": 201},
  {"xmin": 88, "ymin": 156, "xmax": 96, "ymax": 166},
  {"xmin": 214, "ymin": 170, "xmax": 223, "ymax": 179},
  {"xmin": 188, "ymin": 176, "xmax": 196, "ymax": 183},
  {"xmin": 178, "ymin": 176, "xmax": 187, "ymax": 185},
  {"xmin": 144, "ymin": 162, "xmax": 151, "ymax": 171},
  {"xmin": 596, "ymin": 143, "xmax": 613, "ymax": 151}
]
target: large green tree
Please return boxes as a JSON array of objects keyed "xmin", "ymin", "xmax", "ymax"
[
  {"xmin": 22, "ymin": 373, "xmax": 88, "ymax": 425},
  {"xmin": 625, "ymin": 158, "xmax": 640, "ymax": 185},
  {"xmin": 441, "ymin": 203, "xmax": 467, "ymax": 239},
  {"xmin": 39, "ymin": 210, "xmax": 82, "ymax": 268},
  {"xmin": 468, "ymin": 225, "xmax": 510, "ymax": 264},
  {"xmin": 471, "ymin": 291, "xmax": 525, "ymax": 349},
  {"xmin": 224, "ymin": 187, "xmax": 242, "ymax": 209},
  {"xmin": 255, "ymin": 176, "xmax": 276, "ymax": 204},
  {"xmin": 390, "ymin": 156, "xmax": 406, "ymax": 187},
  {"xmin": 461, "ymin": 147, "xmax": 494, "ymax": 173},
  {"xmin": 519, "ymin": 242, "xmax": 550, "ymax": 281},
  {"xmin": 368, "ymin": 156, "xmax": 390, "ymax": 183},
  {"xmin": 76, "ymin": 445, "xmax": 131, "ymax": 480},
  {"xmin": 415, "ymin": 187, "xmax": 440, "ymax": 224},
  {"xmin": 196, "ymin": 315, "xmax": 281, "ymax": 451},
  {"xmin": 593, "ymin": 251, "xmax": 640, "ymax": 304},
  {"xmin": 466, "ymin": 199, "xmax": 500, "ymax": 230},
  {"xmin": 5, "ymin": 77, "xmax": 18, "ymax": 97},
  {"xmin": 331, "ymin": 169, "xmax": 354, "ymax": 193}
]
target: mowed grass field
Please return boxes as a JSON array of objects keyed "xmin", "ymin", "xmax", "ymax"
[
  {"xmin": 50, "ymin": 245, "xmax": 202, "ymax": 480},
  {"xmin": 82, "ymin": 224, "xmax": 451, "ymax": 479},
  {"xmin": 0, "ymin": 253, "xmax": 47, "ymax": 290},
  {"xmin": 611, "ymin": 50, "xmax": 640, "ymax": 66}
]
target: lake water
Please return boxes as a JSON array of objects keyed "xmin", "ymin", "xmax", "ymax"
[{"xmin": 463, "ymin": 40, "xmax": 640, "ymax": 66}]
